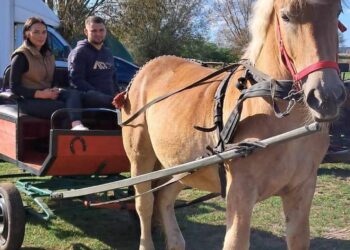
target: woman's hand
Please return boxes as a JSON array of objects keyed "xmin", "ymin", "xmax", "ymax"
[{"xmin": 34, "ymin": 88, "xmax": 60, "ymax": 100}]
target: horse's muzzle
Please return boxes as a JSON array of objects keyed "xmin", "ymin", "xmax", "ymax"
[{"xmin": 306, "ymin": 83, "xmax": 346, "ymax": 122}]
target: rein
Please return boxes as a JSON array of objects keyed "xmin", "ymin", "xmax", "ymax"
[{"xmin": 117, "ymin": 63, "xmax": 241, "ymax": 126}]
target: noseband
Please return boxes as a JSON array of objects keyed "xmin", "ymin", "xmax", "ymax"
[{"xmin": 276, "ymin": 17, "xmax": 342, "ymax": 90}]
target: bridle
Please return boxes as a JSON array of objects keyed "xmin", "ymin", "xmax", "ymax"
[{"xmin": 276, "ymin": 16, "xmax": 346, "ymax": 91}]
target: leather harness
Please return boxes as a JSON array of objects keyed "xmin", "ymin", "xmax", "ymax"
[
  {"xmin": 201, "ymin": 62, "xmax": 300, "ymax": 198},
  {"xmin": 119, "ymin": 61, "xmax": 301, "ymax": 198}
]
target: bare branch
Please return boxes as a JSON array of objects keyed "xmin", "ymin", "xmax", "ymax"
[{"xmin": 213, "ymin": 0, "xmax": 254, "ymax": 54}]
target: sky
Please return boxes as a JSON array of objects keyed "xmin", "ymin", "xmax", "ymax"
[{"xmin": 340, "ymin": 7, "xmax": 350, "ymax": 47}]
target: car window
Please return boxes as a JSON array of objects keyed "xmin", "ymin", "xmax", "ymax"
[{"xmin": 48, "ymin": 32, "xmax": 69, "ymax": 61}]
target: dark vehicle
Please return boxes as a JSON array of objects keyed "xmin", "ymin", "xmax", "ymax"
[
  {"xmin": 324, "ymin": 63, "xmax": 350, "ymax": 163},
  {"xmin": 114, "ymin": 56, "xmax": 139, "ymax": 90}
]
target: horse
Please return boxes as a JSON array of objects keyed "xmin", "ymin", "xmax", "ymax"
[{"xmin": 120, "ymin": 0, "xmax": 346, "ymax": 249}]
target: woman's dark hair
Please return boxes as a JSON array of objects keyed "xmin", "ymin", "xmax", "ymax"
[{"xmin": 23, "ymin": 17, "xmax": 51, "ymax": 55}]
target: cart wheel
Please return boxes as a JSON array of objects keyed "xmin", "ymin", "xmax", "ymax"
[{"xmin": 0, "ymin": 183, "xmax": 25, "ymax": 250}]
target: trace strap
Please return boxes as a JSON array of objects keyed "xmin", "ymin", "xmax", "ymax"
[{"xmin": 119, "ymin": 63, "xmax": 241, "ymax": 126}]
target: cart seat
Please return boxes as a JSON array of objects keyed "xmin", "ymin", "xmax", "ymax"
[
  {"xmin": 0, "ymin": 104, "xmax": 48, "ymax": 122},
  {"xmin": 0, "ymin": 104, "xmax": 21, "ymax": 121}
]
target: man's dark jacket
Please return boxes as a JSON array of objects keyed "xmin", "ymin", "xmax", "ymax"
[{"xmin": 68, "ymin": 39, "xmax": 117, "ymax": 96}]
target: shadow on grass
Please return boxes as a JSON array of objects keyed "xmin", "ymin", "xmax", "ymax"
[
  {"xmin": 50, "ymin": 200, "xmax": 140, "ymax": 250},
  {"xmin": 318, "ymin": 167, "xmax": 350, "ymax": 178},
  {"xmin": 250, "ymin": 230, "xmax": 350, "ymax": 250},
  {"xmin": 70, "ymin": 243, "xmax": 94, "ymax": 250},
  {"xmin": 36, "ymin": 199, "xmax": 350, "ymax": 250}
]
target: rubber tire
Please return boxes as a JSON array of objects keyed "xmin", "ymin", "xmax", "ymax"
[{"xmin": 0, "ymin": 183, "xmax": 25, "ymax": 250}]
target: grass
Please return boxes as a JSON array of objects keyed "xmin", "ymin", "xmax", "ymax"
[
  {"xmin": 0, "ymin": 162, "xmax": 349, "ymax": 249},
  {"xmin": 344, "ymin": 72, "xmax": 350, "ymax": 80}
]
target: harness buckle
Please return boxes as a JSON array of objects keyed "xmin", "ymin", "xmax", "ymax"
[{"xmin": 284, "ymin": 89, "xmax": 303, "ymax": 102}]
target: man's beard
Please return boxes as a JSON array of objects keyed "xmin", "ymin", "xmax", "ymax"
[{"xmin": 91, "ymin": 39, "xmax": 104, "ymax": 45}]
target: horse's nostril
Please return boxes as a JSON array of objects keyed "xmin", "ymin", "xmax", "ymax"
[
  {"xmin": 306, "ymin": 87, "xmax": 340, "ymax": 120},
  {"xmin": 306, "ymin": 89, "xmax": 321, "ymax": 110}
]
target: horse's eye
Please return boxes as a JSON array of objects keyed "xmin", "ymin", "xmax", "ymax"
[{"xmin": 281, "ymin": 13, "xmax": 290, "ymax": 22}]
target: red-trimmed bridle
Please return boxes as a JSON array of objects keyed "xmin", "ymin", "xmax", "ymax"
[{"xmin": 276, "ymin": 17, "xmax": 346, "ymax": 91}]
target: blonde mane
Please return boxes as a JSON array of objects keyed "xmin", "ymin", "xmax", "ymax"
[{"xmin": 243, "ymin": 0, "xmax": 275, "ymax": 64}]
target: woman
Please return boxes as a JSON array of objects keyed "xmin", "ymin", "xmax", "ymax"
[{"xmin": 9, "ymin": 17, "xmax": 88, "ymax": 130}]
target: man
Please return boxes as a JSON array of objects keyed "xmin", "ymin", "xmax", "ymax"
[{"xmin": 68, "ymin": 16, "xmax": 118, "ymax": 129}]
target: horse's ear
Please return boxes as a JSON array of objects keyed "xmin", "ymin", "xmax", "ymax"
[{"xmin": 113, "ymin": 91, "xmax": 127, "ymax": 109}]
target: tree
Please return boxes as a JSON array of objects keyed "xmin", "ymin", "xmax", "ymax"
[
  {"xmin": 44, "ymin": 0, "xmax": 106, "ymax": 43},
  {"xmin": 44, "ymin": 0, "xmax": 239, "ymax": 64},
  {"xmin": 105, "ymin": 0, "xmax": 207, "ymax": 64},
  {"xmin": 212, "ymin": 0, "xmax": 255, "ymax": 55},
  {"xmin": 180, "ymin": 38, "xmax": 238, "ymax": 63}
]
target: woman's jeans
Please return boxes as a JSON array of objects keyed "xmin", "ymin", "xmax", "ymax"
[{"xmin": 18, "ymin": 89, "xmax": 114, "ymax": 122}]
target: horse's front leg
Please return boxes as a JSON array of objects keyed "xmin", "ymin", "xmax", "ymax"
[
  {"xmin": 223, "ymin": 172, "xmax": 257, "ymax": 250},
  {"xmin": 124, "ymin": 125, "xmax": 158, "ymax": 250},
  {"xmin": 281, "ymin": 172, "xmax": 317, "ymax": 250},
  {"xmin": 155, "ymin": 180, "xmax": 185, "ymax": 250},
  {"xmin": 131, "ymin": 154, "xmax": 157, "ymax": 250},
  {"xmin": 135, "ymin": 181, "xmax": 155, "ymax": 250}
]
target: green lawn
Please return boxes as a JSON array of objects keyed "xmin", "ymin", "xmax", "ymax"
[{"xmin": 0, "ymin": 162, "xmax": 349, "ymax": 249}]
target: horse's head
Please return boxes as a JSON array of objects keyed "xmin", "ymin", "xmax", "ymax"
[
  {"xmin": 246, "ymin": 0, "xmax": 346, "ymax": 121},
  {"xmin": 274, "ymin": 0, "xmax": 346, "ymax": 121}
]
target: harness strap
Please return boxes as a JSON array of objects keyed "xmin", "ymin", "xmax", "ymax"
[
  {"xmin": 210, "ymin": 71, "xmax": 294, "ymax": 198},
  {"xmin": 219, "ymin": 80, "xmax": 294, "ymax": 145},
  {"xmin": 119, "ymin": 63, "xmax": 241, "ymax": 126},
  {"xmin": 210, "ymin": 62, "xmax": 273, "ymax": 144},
  {"xmin": 213, "ymin": 72, "xmax": 238, "ymax": 198},
  {"xmin": 211, "ymin": 79, "xmax": 294, "ymax": 198},
  {"xmin": 240, "ymin": 60, "xmax": 272, "ymax": 82},
  {"xmin": 214, "ymin": 70, "xmax": 237, "ymax": 129},
  {"xmin": 194, "ymin": 67, "xmax": 240, "ymax": 132},
  {"xmin": 271, "ymin": 80, "xmax": 303, "ymax": 118},
  {"xmin": 88, "ymin": 173, "xmax": 190, "ymax": 206},
  {"xmin": 194, "ymin": 69, "xmax": 238, "ymax": 198}
]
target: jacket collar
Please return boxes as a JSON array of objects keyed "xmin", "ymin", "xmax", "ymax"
[{"xmin": 22, "ymin": 41, "xmax": 51, "ymax": 58}]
